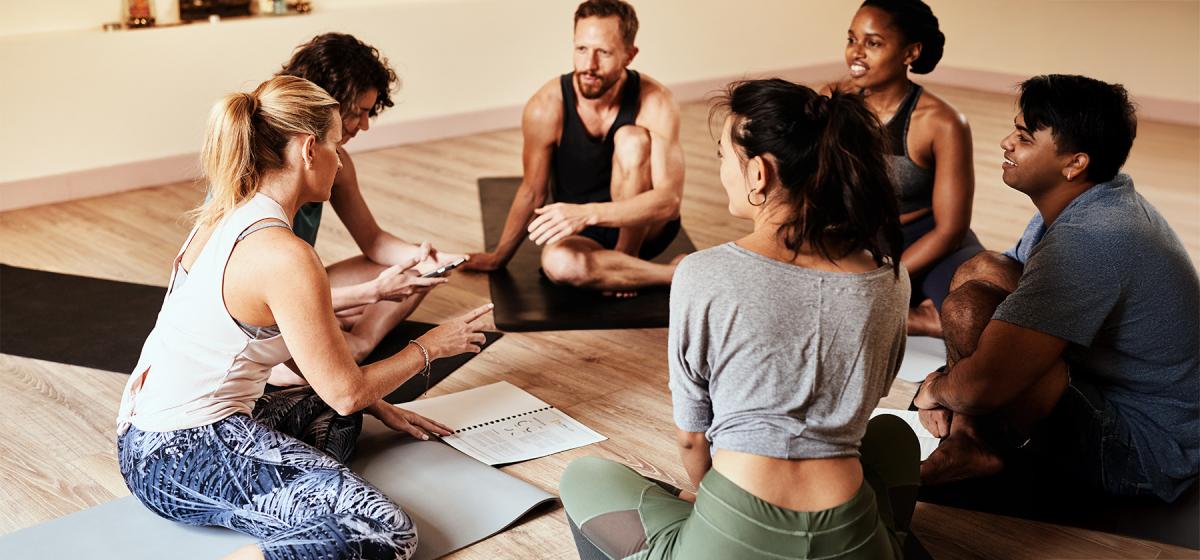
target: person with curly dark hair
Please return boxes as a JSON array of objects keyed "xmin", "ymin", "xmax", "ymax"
[
  {"xmin": 834, "ymin": 0, "xmax": 983, "ymax": 337},
  {"xmin": 272, "ymin": 33, "xmax": 467, "ymax": 375}
]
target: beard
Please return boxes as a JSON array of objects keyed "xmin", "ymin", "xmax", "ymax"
[{"xmin": 575, "ymin": 71, "xmax": 619, "ymax": 100}]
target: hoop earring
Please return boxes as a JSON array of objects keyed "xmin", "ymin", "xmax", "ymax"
[{"xmin": 747, "ymin": 190, "xmax": 766, "ymax": 207}]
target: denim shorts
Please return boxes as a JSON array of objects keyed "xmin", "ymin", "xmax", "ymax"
[{"xmin": 1029, "ymin": 376, "xmax": 1154, "ymax": 497}]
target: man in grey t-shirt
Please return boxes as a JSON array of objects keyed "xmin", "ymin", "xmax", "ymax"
[{"xmin": 913, "ymin": 74, "xmax": 1199, "ymax": 502}]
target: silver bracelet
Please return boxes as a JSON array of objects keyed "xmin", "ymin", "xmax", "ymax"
[{"xmin": 409, "ymin": 339, "xmax": 431, "ymax": 374}]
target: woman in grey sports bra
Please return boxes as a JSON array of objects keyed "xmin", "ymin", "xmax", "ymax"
[{"xmin": 841, "ymin": 0, "xmax": 983, "ymax": 337}]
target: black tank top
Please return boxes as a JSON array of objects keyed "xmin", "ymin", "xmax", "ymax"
[
  {"xmin": 884, "ymin": 84, "xmax": 935, "ymax": 215},
  {"xmin": 553, "ymin": 70, "xmax": 641, "ymax": 204}
]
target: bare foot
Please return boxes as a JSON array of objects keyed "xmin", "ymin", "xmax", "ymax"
[
  {"xmin": 908, "ymin": 299, "xmax": 943, "ymax": 337},
  {"xmin": 920, "ymin": 432, "xmax": 1004, "ymax": 485}
]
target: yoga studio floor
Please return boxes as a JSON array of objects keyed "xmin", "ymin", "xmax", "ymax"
[{"xmin": 1, "ymin": 83, "xmax": 1197, "ymax": 559}]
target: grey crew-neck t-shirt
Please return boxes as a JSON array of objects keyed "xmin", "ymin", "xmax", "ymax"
[
  {"xmin": 669, "ymin": 242, "xmax": 910, "ymax": 459},
  {"xmin": 995, "ymin": 173, "xmax": 1199, "ymax": 501}
]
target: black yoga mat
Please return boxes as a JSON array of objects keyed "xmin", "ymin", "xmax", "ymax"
[
  {"xmin": 0, "ymin": 264, "xmax": 162, "ymax": 373},
  {"xmin": 367, "ymin": 323, "xmax": 502, "ymax": 404},
  {"xmin": 918, "ymin": 456, "xmax": 1200, "ymax": 550},
  {"xmin": 0, "ymin": 264, "xmax": 498, "ymax": 401},
  {"xmin": 478, "ymin": 177, "xmax": 696, "ymax": 332}
]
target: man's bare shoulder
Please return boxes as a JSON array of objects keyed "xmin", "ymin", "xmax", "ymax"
[
  {"xmin": 635, "ymin": 73, "xmax": 680, "ymax": 132},
  {"xmin": 523, "ymin": 77, "xmax": 565, "ymax": 138},
  {"xmin": 637, "ymin": 74, "xmax": 677, "ymax": 111}
]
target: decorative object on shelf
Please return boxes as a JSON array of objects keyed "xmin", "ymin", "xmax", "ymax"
[
  {"xmin": 125, "ymin": 0, "xmax": 155, "ymax": 27},
  {"xmin": 273, "ymin": 0, "xmax": 286, "ymax": 15},
  {"xmin": 294, "ymin": 1, "xmax": 311, "ymax": 14},
  {"xmin": 179, "ymin": 0, "xmax": 251, "ymax": 22},
  {"xmin": 155, "ymin": 0, "xmax": 181, "ymax": 25}
]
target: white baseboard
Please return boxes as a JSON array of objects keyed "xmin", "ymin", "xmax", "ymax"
[{"xmin": 2, "ymin": 62, "xmax": 1193, "ymax": 212}]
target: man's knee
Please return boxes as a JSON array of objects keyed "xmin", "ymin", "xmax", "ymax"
[
  {"xmin": 950, "ymin": 251, "xmax": 1021, "ymax": 293},
  {"xmin": 613, "ymin": 125, "xmax": 651, "ymax": 170},
  {"xmin": 542, "ymin": 244, "xmax": 595, "ymax": 287}
]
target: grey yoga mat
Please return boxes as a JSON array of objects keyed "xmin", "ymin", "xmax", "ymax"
[{"xmin": 0, "ymin": 416, "xmax": 556, "ymax": 559}]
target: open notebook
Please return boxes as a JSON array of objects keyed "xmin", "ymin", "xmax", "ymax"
[
  {"xmin": 871, "ymin": 408, "xmax": 940, "ymax": 460},
  {"xmin": 398, "ymin": 381, "xmax": 606, "ymax": 465}
]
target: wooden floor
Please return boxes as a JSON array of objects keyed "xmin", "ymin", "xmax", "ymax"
[{"xmin": 1, "ymin": 83, "xmax": 1197, "ymax": 559}]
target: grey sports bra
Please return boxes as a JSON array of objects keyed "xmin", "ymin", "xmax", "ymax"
[{"xmin": 884, "ymin": 84, "xmax": 935, "ymax": 215}]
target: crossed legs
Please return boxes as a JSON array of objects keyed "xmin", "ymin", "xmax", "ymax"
[
  {"xmin": 541, "ymin": 125, "xmax": 680, "ymax": 291},
  {"xmin": 327, "ymin": 255, "xmax": 429, "ymax": 362},
  {"xmin": 920, "ymin": 251, "xmax": 1071, "ymax": 485}
]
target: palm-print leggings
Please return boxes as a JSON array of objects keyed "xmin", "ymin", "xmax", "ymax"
[{"xmin": 117, "ymin": 386, "xmax": 417, "ymax": 560}]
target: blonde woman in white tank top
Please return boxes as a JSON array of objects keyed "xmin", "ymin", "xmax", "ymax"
[{"xmin": 115, "ymin": 76, "xmax": 493, "ymax": 560}]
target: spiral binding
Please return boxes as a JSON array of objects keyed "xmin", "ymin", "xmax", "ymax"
[{"xmin": 451, "ymin": 406, "xmax": 554, "ymax": 435}]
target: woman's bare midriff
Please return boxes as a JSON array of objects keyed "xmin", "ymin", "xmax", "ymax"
[{"xmin": 712, "ymin": 449, "xmax": 863, "ymax": 512}]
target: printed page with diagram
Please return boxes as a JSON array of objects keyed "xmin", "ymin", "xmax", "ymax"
[{"xmin": 397, "ymin": 381, "xmax": 606, "ymax": 465}]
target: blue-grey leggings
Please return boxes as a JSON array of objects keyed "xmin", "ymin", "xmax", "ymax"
[{"xmin": 117, "ymin": 386, "xmax": 417, "ymax": 560}]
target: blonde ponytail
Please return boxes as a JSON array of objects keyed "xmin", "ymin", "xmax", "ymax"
[{"xmin": 192, "ymin": 75, "xmax": 339, "ymax": 226}]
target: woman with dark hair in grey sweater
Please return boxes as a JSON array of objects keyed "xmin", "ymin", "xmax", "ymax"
[{"xmin": 558, "ymin": 79, "xmax": 920, "ymax": 559}]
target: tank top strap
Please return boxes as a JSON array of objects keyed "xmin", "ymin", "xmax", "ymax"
[
  {"xmin": 186, "ymin": 194, "xmax": 291, "ymax": 294},
  {"xmin": 560, "ymin": 72, "xmax": 578, "ymax": 130},
  {"xmin": 887, "ymin": 84, "xmax": 924, "ymax": 157},
  {"xmin": 606, "ymin": 70, "xmax": 641, "ymax": 142}
]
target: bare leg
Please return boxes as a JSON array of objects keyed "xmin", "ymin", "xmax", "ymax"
[
  {"xmin": 326, "ymin": 255, "xmax": 428, "ymax": 362},
  {"xmin": 610, "ymin": 126, "xmax": 668, "ymax": 257},
  {"xmin": 907, "ymin": 299, "xmax": 943, "ymax": 337},
  {"xmin": 541, "ymin": 237, "xmax": 679, "ymax": 291},
  {"xmin": 921, "ymin": 277, "xmax": 1069, "ymax": 485},
  {"xmin": 606, "ymin": 126, "xmax": 675, "ymax": 297},
  {"xmin": 948, "ymin": 251, "xmax": 1022, "ymax": 294}
]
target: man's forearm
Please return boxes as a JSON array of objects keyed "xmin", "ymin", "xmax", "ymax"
[
  {"xmin": 591, "ymin": 187, "xmax": 681, "ymax": 229},
  {"xmin": 927, "ymin": 360, "xmax": 1003, "ymax": 416},
  {"xmin": 492, "ymin": 184, "xmax": 544, "ymax": 262}
]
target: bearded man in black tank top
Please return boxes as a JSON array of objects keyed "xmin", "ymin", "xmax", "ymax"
[{"xmin": 463, "ymin": 0, "xmax": 685, "ymax": 295}]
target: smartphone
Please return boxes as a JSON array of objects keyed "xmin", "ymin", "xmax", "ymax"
[{"xmin": 421, "ymin": 257, "xmax": 468, "ymax": 278}]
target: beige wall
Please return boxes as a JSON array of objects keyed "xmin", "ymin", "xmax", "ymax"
[
  {"xmin": 0, "ymin": 0, "xmax": 853, "ymax": 183},
  {"xmin": 929, "ymin": 0, "xmax": 1199, "ymax": 103},
  {"xmin": 0, "ymin": 0, "xmax": 1196, "ymax": 186}
]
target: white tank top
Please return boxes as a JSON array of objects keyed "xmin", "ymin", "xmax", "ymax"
[{"xmin": 116, "ymin": 194, "xmax": 294, "ymax": 432}]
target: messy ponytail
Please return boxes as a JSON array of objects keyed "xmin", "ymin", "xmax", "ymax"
[
  {"xmin": 193, "ymin": 75, "xmax": 339, "ymax": 226},
  {"xmin": 713, "ymin": 79, "xmax": 902, "ymax": 274}
]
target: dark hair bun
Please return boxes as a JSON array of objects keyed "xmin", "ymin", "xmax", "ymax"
[{"xmin": 862, "ymin": 0, "xmax": 945, "ymax": 74}]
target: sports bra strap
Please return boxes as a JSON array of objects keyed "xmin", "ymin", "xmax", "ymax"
[{"xmin": 236, "ymin": 219, "xmax": 290, "ymax": 242}]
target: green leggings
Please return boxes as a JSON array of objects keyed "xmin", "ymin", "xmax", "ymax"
[{"xmin": 559, "ymin": 415, "xmax": 920, "ymax": 560}]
